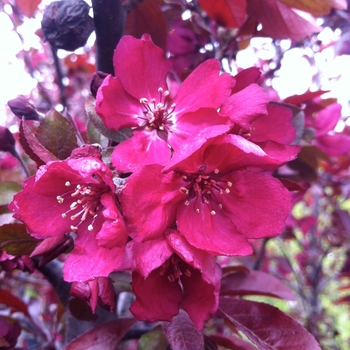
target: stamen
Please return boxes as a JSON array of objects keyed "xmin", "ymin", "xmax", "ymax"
[
  {"xmin": 140, "ymin": 98, "xmax": 148, "ymax": 104},
  {"xmin": 184, "ymin": 269, "xmax": 191, "ymax": 277},
  {"xmin": 179, "ymin": 187, "xmax": 189, "ymax": 195},
  {"xmin": 62, "ymin": 213, "xmax": 67, "ymax": 218},
  {"xmin": 167, "ymin": 274, "xmax": 175, "ymax": 282},
  {"xmin": 70, "ymin": 202, "xmax": 78, "ymax": 210},
  {"xmin": 88, "ymin": 224, "xmax": 94, "ymax": 231},
  {"xmin": 70, "ymin": 225, "xmax": 78, "ymax": 232}
]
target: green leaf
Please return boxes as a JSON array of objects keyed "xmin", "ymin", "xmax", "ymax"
[
  {"xmin": 36, "ymin": 109, "xmax": 78, "ymax": 160},
  {"xmin": 0, "ymin": 223, "xmax": 39, "ymax": 255},
  {"xmin": 0, "ymin": 182, "xmax": 22, "ymax": 206},
  {"xmin": 138, "ymin": 325, "xmax": 169, "ymax": 350}
]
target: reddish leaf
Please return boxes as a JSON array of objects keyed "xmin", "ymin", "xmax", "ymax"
[
  {"xmin": 210, "ymin": 334, "xmax": 257, "ymax": 350},
  {"xmin": 19, "ymin": 119, "xmax": 57, "ymax": 166},
  {"xmin": 64, "ymin": 318, "xmax": 136, "ymax": 350},
  {"xmin": 163, "ymin": 310, "xmax": 204, "ymax": 350},
  {"xmin": 36, "ymin": 109, "xmax": 78, "ymax": 160},
  {"xmin": 198, "ymin": 0, "xmax": 247, "ymax": 28},
  {"xmin": 219, "ymin": 297, "xmax": 321, "ymax": 350},
  {"xmin": 68, "ymin": 298, "xmax": 98, "ymax": 323},
  {"xmin": 220, "ymin": 270, "xmax": 295, "ymax": 300},
  {"xmin": 204, "ymin": 335, "xmax": 218, "ymax": 350},
  {"xmin": 0, "ymin": 289, "xmax": 30, "ymax": 319},
  {"xmin": 246, "ymin": 0, "xmax": 321, "ymax": 40},
  {"xmin": 125, "ymin": 0, "xmax": 167, "ymax": 51},
  {"xmin": 0, "ymin": 223, "xmax": 39, "ymax": 256},
  {"xmin": 278, "ymin": 178, "xmax": 304, "ymax": 191},
  {"xmin": 278, "ymin": 0, "xmax": 347, "ymax": 16},
  {"xmin": 15, "ymin": 0, "xmax": 42, "ymax": 17}
]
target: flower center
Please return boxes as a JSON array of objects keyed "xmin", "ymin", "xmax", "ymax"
[
  {"xmin": 159, "ymin": 254, "xmax": 192, "ymax": 282},
  {"xmin": 56, "ymin": 179, "xmax": 108, "ymax": 232},
  {"xmin": 137, "ymin": 87, "xmax": 176, "ymax": 132},
  {"xmin": 179, "ymin": 168, "xmax": 232, "ymax": 215}
]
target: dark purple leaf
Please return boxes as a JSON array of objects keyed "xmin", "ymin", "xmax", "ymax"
[
  {"xmin": 19, "ymin": 119, "xmax": 57, "ymax": 166},
  {"xmin": 64, "ymin": 318, "xmax": 136, "ymax": 350},
  {"xmin": 163, "ymin": 310, "xmax": 204, "ymax": 350},
  {"xmin": 210, "ymin": 334, "xmax": 257, "ymax": 350},
  {"xmin": 220, "ymin": 270, "xmax": 295, "ymax": 300},
  {"xmin": 219, "ymin": 297, "xmax": 321, "ymax": 350},
  {"xmin": 36, "ymin": 109, "xmax": 78, "ymax": 160},
  {"xmin": 0, "ymin": 223, "xmax": 39, "ymax": 256}
]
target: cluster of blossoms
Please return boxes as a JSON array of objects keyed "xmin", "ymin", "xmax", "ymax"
[{"xmin": 10, "ymin": 35, "xmax": 300, "ymax": 329}]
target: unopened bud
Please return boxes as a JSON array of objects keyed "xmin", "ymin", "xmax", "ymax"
[
  {"xmin": 90, "ymin": 71, "xmax": 108, "ymax": 98},
  {"xmin": 0, "ymin": 127, "xmax": 16, "ymax": 155},
  {"xmin": 41, "ymin": 0, "xmax": 94, "ymax": 51},
  {"xmin": 8, "ymin": 96, "xmax": 41, "ymax": 121}
]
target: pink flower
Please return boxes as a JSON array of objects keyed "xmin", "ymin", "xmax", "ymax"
[
  {"xmin": 121, "ymin": 230, "xmax": 221, "ymax": 329},
  {"xmin": 220, "ymin": 71, "xmax": 300, "ymax": 164},
  {"xmin": 9, "ymin": 157, "xmax": 127, "ymax": 281},
  {"xmin": 95, "ymin": 34, "xmax": 233, "ymax": 172},
  {"xmin": 70, "ymin": 277, "xmax": 116, "ymax": 313},
  {"xmin": 311, "ymin": 103, "xmax": 350, "ymax": 156},
  {"xmin": 120, "ymin": 134, "xmax": 293, "ymax": 256}
]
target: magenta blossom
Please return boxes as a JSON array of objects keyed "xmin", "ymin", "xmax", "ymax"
[
  {"xmin": 119, "ymin": 133, "xmax": 293, "ymax": 256},
  {"xmin": 310, "ymin": 103, "xmax": 350, "ymax": 156},
  {"xmin": 121, "ymin": 230, "xmax": 221, "ymax": 329},
  {"xmin": 95, "ymin": 34, "xmax": 234, "ymax": 172},
  {"xmin": 9, "ymin": 157, "xmax": 127, "ymax": 282}
]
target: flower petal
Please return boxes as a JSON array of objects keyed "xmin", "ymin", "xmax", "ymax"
[
  {"xmin": 177, "ymin": 199, "xmax": 253, "ymax": 256},
  {"xmin": 63, "ymin": 229, "xmax": 124, "ymax": 282},
  {"xmin": 96, "ymin": 75, "xmax": 143, "ymax": 130},
  {"xmin": 174, "ymin": 59, "xmax": 235, "ymax": 115},
  {"xmin": 219, "ymin": 170, "xmax": 292, "ymax": 239},
  {"xmin": 120, "ymin": 165, "xmax": 186, "ymax": 241},
  {"xmin": 113, "ymin": 35, "xmax": 169, "ymax": 100},
  {"xmin": 111, "ymin": 130, "xmax": 171, "ymax": 173},
  {"xmin": 130, "ymin": 270, "xmax": 182, "ymax": 322},
  {"xmin": 220, "ymin": 84, "xmax": 268, "ymax": 129}
]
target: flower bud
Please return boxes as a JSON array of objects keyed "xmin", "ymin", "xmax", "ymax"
[
  {"xmin": 0, "ymin": 127, "xmax": 16, "ymax": 155},
  {"xmin": 7, "ymin": 96, "xmax": 41, "ymax": 121},
  {"xmin": 90, "ymin": 71, "xmax": 108, "ymax": 98},
  {"xmin": 41, "ymin": 0, "xmax": 94, "ymax": 51}
]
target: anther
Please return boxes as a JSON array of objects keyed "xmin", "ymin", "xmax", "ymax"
[
  {"xmin": 184, "ymin": 269, "xmax": 191, "ymax": 277},
  {"xmin": 65, "ymin": 181, "xmax": 71, "ymax": 187},
  {"xmin": 214, "ymin": 169, "xmax": 219, "ymax": 174},
  {"xmin": 167, "ymin": 274, "xmax": 175, "ymax": 282},
  {"xmin": 62, "ymin": 213, "xmax": 67, "ymax": 218},
  {"xmin": 57, "ymin": 196, "xmax": 64, "ymax": 204},
  {"xmin": 158, "ymin": 87, "xmax": 163, "ymax": 93},
  {"xmin": 210, "ymin": 210, "xmax": 216, "ymax": 215},
  {"xmin": 70, "ymin": 225, "xmax": 78, "ymax": 232},
  {"xmin": 184, "ymin": 200, "xmax": 190, "ymax": 206},
  {"xmin": 225, "ymin": 188, "xmax": 230, "ymax": 194},
  {"xmin": 179, "ymin": 187, "xmax": 189, "ymax": 195},
  {"xmin": 227, "ymin": 181, "xmax": 232, "ymax": 187},
  {"xmin": 70, "ymin": 202, "xmax": 78, "ymax": 210},
  {"xmin": 219, "ymin": 203, "xmax": 223, "ymax": 209},
  {"xmin": 164, "ymin": 90, "xmax": 169, "ymax": 97},
  {"xmin": 88, "ymin": 224, "xmax": 94, "ymax": 231},
  {"xmin": 140, "ymin": 98, "xmax": 148, "ymax": 104},
  {"xmin": 196, "ymin": 208, "xmax": 200, "ymax": 213}
]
